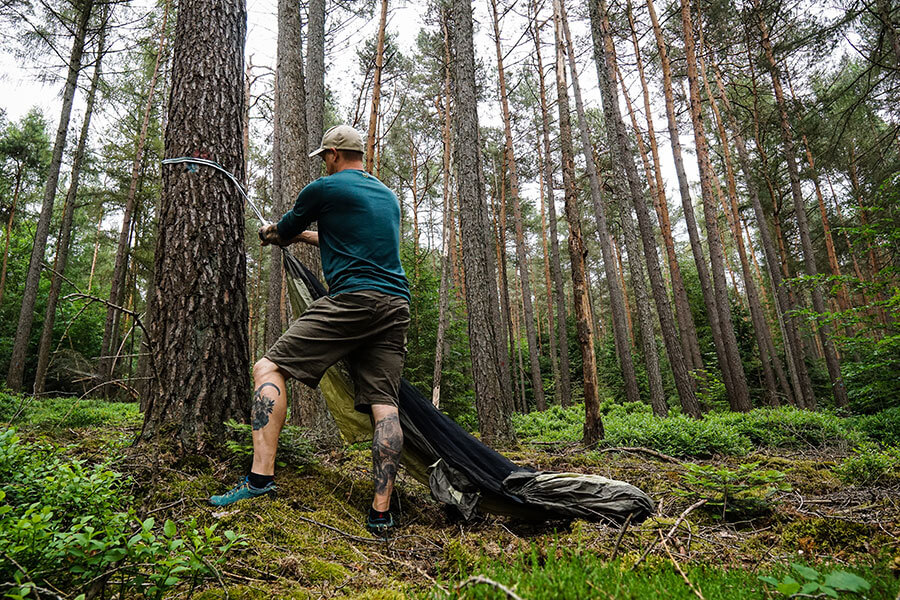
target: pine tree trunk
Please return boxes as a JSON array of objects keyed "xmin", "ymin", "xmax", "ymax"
[
  {"xmin": 552, "ymin": 0, "xmax": 603, "ymax": 444},
  {"xmin": 34, "ymin": 15, "xmax": 107, "ymax": 396},
  {"xmin": 490, "ymin": 0, "xmax": 545, "ymax": 411},
  {"xmin": 589, "ymin": 0, "xmax": 702, "ymax": 418},
  {"xmin": 678, "ymin": 0, "xmax": 751, "ymax": 411},
  {"xmin": 557, "ymin": 5, "xmax": 641, "ymax": 409},
  {"xmin": 491, "ymin": 156, "xmax": 515, "ymax": 409},
  {"xmin": 99, "ymin": 0, "xmax": 170, "ymax": 386},
  {"xmin": 366, "ymin": 0, "xmax": 388, "ymax": 173},
  {"xmin": 6, "ymin": 0, "xmax": 95, "ymax": 391},
  {"xmin": 451, "ymin": 0, "xmax": 514, "ymax": 444},
  {"xmin": 647, "ymin": 0, "xmax": 736, "ymax": 400},
  {"xmin": 742, "ymin": 43, "xmax": 816, "ymax": 408},
  {"xmin": 535, "ymin": 125, "xmax": 560, "ymax": 401},
  {"xmin": 754, "ymin": 0, "xmax": 849, "ymax": 407},
  {"xmin": 432, "ymin": 9, "xmax": 453, "ymax": 409},
  {"xmin": 0, "ymin": 169, "xmax": 23, "ymax": 310},
  {"xmin": 306, "ymin": 0, "xmax": 325, "ymax": 181},
  {"xmin": 532, "ymin": 5, "xmax": 571, "ymax": 407},
  {"xmin": 696, "ymin": 31, "xmax": 780, "ymax": 406},
  {"xmin": 141, "ymin": 0, "xmax": 250, "ymax": 450},
  {"xmin": 626, "ymin": 1, "xmax": 702, "ymax": 375}
]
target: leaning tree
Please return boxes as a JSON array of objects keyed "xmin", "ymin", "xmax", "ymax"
[{"xmin": 141, "ymin": 0, "xmax": 250, "ymax": 450}]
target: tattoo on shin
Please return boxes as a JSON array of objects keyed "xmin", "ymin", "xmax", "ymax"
[
  {"xmin": 251, "ymin": 383, "xmax": 280, "ymax": 431},
  {"xmin": 372, "ymin": 414, "xmax": 403, "ymax": 497}
]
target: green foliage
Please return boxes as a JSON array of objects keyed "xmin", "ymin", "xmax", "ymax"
[
  {"xmin": 833, "ymin": 443, "xmax": 900, "ymax": 485},
  {"xmin": 849, "ymin": 406, "xmax": 900, "ymax": 446},
  {"xmin": 513, "ymin": 404, "xmax": 866, "ymax": 457},
  {"xmin": 676, "ymin": 462, "xmax": 790, "ymax": 517},
  {"xmin": 224, "ymin": 419, "xmax": 315, "ymax": 468},
  {"xmin": 0, "ymin": 428, "xmax": 245, "ymax": 598},
  {"xmin": 0, "ymin": 391, "xmax": 140, "ymax": 428},
  {"xmin": 759, "ymin": 563, "xmax": 871, "ymax": 598}
]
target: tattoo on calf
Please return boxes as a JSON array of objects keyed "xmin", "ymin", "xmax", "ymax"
[
  {"xmin": 372, "ymin": 414, "xmax": 403, "ymax": 497},
  {"xmin": 251, "ymin": 383, "xmax": 280, "ymax": 431}
]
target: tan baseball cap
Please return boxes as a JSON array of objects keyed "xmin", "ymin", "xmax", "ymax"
[{"xmin": 308, "ymin": 124, "xmax": 365, "ymax": 158}]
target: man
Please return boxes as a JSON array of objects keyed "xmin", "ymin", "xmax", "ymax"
[{"xmin": 210, "ymin": 125, "xmax": 410, "ymax": 537}]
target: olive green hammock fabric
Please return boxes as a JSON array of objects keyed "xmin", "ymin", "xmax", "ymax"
[{"xmin": 282, "ymin": 250, "xmax": 655, "ymax": 524}]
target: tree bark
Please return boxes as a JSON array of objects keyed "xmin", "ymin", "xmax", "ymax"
[
  {"xmin": 558, "ymin": 3, "xmax": 641, "ymax": 409},
  {"xmin": 142, "ymin": 0, "xmax": 250, "ymax": 449},
  {"xmin": 552, "ymin": 0, "xmax": 603, "ymax": 444},
  {"xmin": 432, "ymin": 7, "xmax": 453, "ymax": 409},
  {"xmin": 365, "ymin": 0, "xmax": 388, "ymax": 173},
  {"xmin": 306, "ymin": 0, "xmax": 325, "ymax": 182},
  {"xmin": 753, "ymin": 0, "xmax": 849, "ymax": 408},
  {"xmin": 99, "ymin": 0, "xmax": 170, "ymax": 386},
  {"xmin": 535, "ymin": 123, "xmax": 559, "ymax": 401},
  {"xmin": 648, "ymin": 0, "xmax": 737, "ymax": 399},
  {"xmin": 7, "ymin": 0, "xmax": 95, "ymax": 391},
  {"xmin": 0, "ymin": 168, "xmax": 23, "ymax": 310},
  {"xmin": 34, "ymin": 11, "xmax": 107, "ymax": 396},
  {"xmin": 678, "ymin": 0, "xmax": 751, "ymax": 411},
  {"xmin": 450, "ymin": 0, "xmax": 514, "ymax": 444},
  {"xmin": 531, "ymin": 8, "xmax": 571, "ymax": 407},
  {"xmin": 589, "ymin": 0, "xmax": 702, "ymax": 418},
  {"xmin": 625, "ymin": 0, "xmax": 703, "ymax": 375},
  {"xmin": 489, "ymin": 0, "xmax": 545, "ymax": 411}
]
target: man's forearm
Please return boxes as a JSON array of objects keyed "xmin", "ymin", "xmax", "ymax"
[{"xmin": 290, "ymin": 230, "xmax": 319, "ymax": 247}]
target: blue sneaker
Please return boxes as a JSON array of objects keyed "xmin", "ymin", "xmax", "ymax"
[
  {"xmin": 209, "ymin": 476, "xmax": 276, "ymax": 507},
  {"xmin": 366, "ymin": 507, "xmax": 396, "ymax": 538}
]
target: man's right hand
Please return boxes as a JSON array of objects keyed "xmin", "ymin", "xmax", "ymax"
[{"xmin": 258, "ymin": 224, "xmax": 285, "ymax": 246}]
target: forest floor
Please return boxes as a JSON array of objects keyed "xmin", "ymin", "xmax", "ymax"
[{"xmin": 2, "ymin": 396, "xmax": 899, "ymax": 599}]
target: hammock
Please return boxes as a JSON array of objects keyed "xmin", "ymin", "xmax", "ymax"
[{"xmin": 282, "ymin": 249, "xmax": 655, "ymax": 524}]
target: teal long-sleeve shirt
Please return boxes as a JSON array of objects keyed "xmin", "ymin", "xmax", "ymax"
[{"xmin": 276, "ymin": 169, "xmax": 410, "ymax": 302}]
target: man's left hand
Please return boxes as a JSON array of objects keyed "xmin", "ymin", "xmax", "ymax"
[{"xmin": 258, "ymin": 224, "xmax": 285, "ymax": 246}]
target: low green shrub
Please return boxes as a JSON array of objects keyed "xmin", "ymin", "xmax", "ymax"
[
  {"xmin": 759, "ymin": 563, "xmax": 871, "ymax": 598},
  {"xmin": 0, "ymin": 428, "xmax": 245, "ymax": 599},
  {"xmin": 676, "ymin": 461, "xmax": 791, "ymax": 518},
  {"xmin": 513, "ymin": 404, "xmax": 869, "ymax": 457},
  {"xmin": 833, "ymin": 443, "xmax": 900, "ymax": 485},
  {"xmin": 0, "ymin": 393, "xmax": 140, "ymax": 429},
  {"xmin": 850, "ymin": 406, "xmax": 900, "ymax": 446}
]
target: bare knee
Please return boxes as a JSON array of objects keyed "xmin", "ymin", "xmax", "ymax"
[{"xmin": 253, "ymin": 358, "xmax": 281, "ymax": 382}]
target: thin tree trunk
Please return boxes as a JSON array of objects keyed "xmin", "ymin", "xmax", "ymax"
[
  {"xmin": 678, "ymin": 0, "xmax": 751, "ymax": 411},
  {"xmin": 99, "ymin": 0, "xmax": 169, "ymax": 384},
  {"xmin": 696, "ymin": 27, "xmax": 779, "ymax": 406},
  {"xmin": 34, "ymin": 13, "xmax": 108, "ymax": 395},
  {"xmin": 491, "ymin": 155, "xmax": 515, "ymax": 408},
  {"xmin": 451, "ymin": 0, "xmax": 514, "ymax": 444},
  {"xmin": 625, "ymin": 1, "xmax": 702, "ymax": 375},
  {"xmin": 490, "ymin": 0, "xmax": 545, "ymax": 411},
  {"xmin": 142, "ymin": 0, "xmax": 249, "ymax": 449},
  {"xmin": 552, "ymin": 0, "xmax": 603, "ymax": 443},
  {"xmin": 532, "ymin": 10, "xmax": 572, "ymax": 406},
  {"xmin": 0, "ymin": 169, "xmax": 22, "ymax": 309},
  {"xmin": 7, "ymin": 0, "xmax": 95, "ymax": 391},
  {"xmin": 589, "ymin": 0, "xmax": 702, "ymax": 417},
  {"xmin": 535, "ymin": 124, "xmax": 560, "ymax": 400},
  {"xmin": 306, "ymin": 0, "xmax": 325, "ymax": 181},
  {"xmin": 742, "ymin": 33, "xmax": 815, "ymax": 408},
  {"xmin": 646, "ymin": 0, "xmax": 739, "ymax": 401},
  {"xmin": 753, "ymin": 0, "xmax": 849, "ymax": 407},
  {"xmin": 557, "ymin": 4, "xmax": 641, "ymax": 409},
  {"xmin": 366, "ymin": 0, "xmax": 388, "ymax": 173},
  {"xmin": 433, "ymin": 8, "xmax": 453, "ymax": 409}
]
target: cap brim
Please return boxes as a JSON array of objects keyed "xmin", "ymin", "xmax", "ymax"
[{"xmin": 308, "ymin": 147, "xmax": 326, "ymax": 158}]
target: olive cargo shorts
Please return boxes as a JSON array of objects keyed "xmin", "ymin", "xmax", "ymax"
[{"xmin": 264, "ymin": 290, "xmax": 410, "ymax": 413}]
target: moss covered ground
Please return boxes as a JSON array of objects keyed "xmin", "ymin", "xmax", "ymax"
[{"xmin": 1, "ymin": 396, "xmax": 899, "ymax": 599}]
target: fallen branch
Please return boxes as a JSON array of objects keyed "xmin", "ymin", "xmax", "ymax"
[
  {"xmin": 632, "ymin": 499, "xmax": 707, "ymax": 570},
  {"xmin": 294, "ymin": 514, "xmax": 383, "ymax": 545},
  {"xmin": 457, "ymin": 575, "xmax": 525, "ymax": 600},
  {"xmin": 660, "ymin": 531, "xmax": 706, "ymax": 600},
  {"xmin": 610, "ymin": 512, "xmax": 634, "ymax": 562},
  {"xmin": 599, "ymin": 446, "xmax": 681, "ymax": 464}
]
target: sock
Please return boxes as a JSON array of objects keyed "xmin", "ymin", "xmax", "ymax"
[
  {"xmin": 368, "ymin": 506, "xmax": 391, "ymax": 521},
  {"xmin": 248, "ymin": 472, "xmax": 274, "ymax": 489}
]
